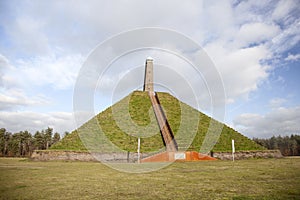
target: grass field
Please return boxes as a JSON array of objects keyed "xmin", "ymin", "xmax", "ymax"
[{"xmin": 0, "ymin": 158, "xmax": 299, "ymax": 199}]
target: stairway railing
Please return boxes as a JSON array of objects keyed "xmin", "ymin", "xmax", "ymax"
[{"xmin": 149, "ymin": 92, "xmax": 178, "ymax": 152}]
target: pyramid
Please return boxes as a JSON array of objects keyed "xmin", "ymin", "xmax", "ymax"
[
  {"xmin": 51, "ymin": 90, "xmax": 264, "ymax": 153},
  {"xmin": 51, "ymin": 58, "xmax": 264, "ymax": 160}
]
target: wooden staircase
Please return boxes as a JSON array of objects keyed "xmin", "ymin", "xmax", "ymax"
[{"xmin": 149, "ymin": 92, "xmax": 178, "ymax": 152}]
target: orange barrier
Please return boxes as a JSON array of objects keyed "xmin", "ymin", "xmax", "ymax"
[{"xmin": 141, "ymin": 151, "xmax": 217, "ymax": 162}]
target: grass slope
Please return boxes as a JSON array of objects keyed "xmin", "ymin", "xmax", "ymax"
[{"xmin": 51, "ymin": 91, "xmax": 264, "ymax": 152}]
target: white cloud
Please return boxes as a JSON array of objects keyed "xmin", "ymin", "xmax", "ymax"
[
  {"xmin": 285, "ymin": 53, "xmax": 300, "ymax": 61},
  {"xmin": 0, "ymin": 54, "xmax": 13, "ymax": 87},
  {"xmin": 271, "ymin": 19, "xmax": 300, "ymax": 54},
  {"xmin": 0, "ymin": 0, "xmax": 299, "ymax": 135},
  {"xmin": 236, "ymin": 23, "xmax": 280, "ymax": 47},
  {"xmin": 0, "ymin": 54, "xmax": 9, "ymax": 68},
  {"xmin": 269, "ymin": 98, "xmax": 287, "ymax": 108},
  {"xmin": 234, "ymin": 106, "xmax": 300, "ymax": 138},
  {"xmin": 0, "ymin": 111, "xmax": 76, "ymax": 134},
  {"xmin": 0, "ymin": 53, "xmax": 82, "ymax": 113},
  {"xmin": 1, "ymin": 0, "xmax": 205, "ymax": 56},
  {"xmin": 1, "ymin": 55, "xmax": 50, "ymax": 111},
  {"xmin": 4, "ymin": 16, "xmax": 50, "ymax": 55},
  {"xmin": 205, "ymin": 44, "xmax": 270, "ymax": 102},
  {"xmin": 200, "ymin": 1, "xmax": 234, "ymax": 40},
  {"xmin": 4, "ymin": 54, "xmax": 83, "ymax": 90},
  {"xmin": 0, "ymin": 54, "xmax": 7, "ymax": 86},
  {"xmin": 0, "ymin": 89, "xmax": 49, "ymax": 110},
  {"xmin": 272, "ymin": 0, "xmax": 297, "ymax": 21}
]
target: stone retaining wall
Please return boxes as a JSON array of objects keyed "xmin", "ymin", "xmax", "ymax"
[
  {"xmin": 31, "ymin": 150, "xmax": 282, "ymax": 162},
  {"xmin": 213, "ymin": 150, "xmax": 282, "ymax": 160},
  {"xmin": 31, "ymin": 150, "xmax": 150, "ymax": 162}
]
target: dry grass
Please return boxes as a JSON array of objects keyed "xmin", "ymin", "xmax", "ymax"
[{"xmin": 0, "ymin": 157, "xmax": 299, "ymax": 199}]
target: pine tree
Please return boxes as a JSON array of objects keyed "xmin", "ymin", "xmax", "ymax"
[
  {"xmin": 44, "ymin": 127, "xmax": 53, "ymax": 149},
  {"xmin": 52, "ymin": 132, "xmax": 61, "ymax": 145}
]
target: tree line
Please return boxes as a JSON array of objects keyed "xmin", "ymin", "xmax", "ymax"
[
  {"xmin": 253, "ymin": 134, "xmax": 300, "ymax": 156},
  {"xmin": 0, "ymin": 127, "xmax": 67, "ymax": 157}
]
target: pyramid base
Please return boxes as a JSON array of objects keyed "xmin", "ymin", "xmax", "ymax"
[{"xmin": 141, "ymin": 151, "xmax": 217, "ymax": 162}]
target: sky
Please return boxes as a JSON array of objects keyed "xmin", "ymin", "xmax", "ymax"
[{"xmin": 0, "ymin": 0, "xmax": 299, "ymax": 139}]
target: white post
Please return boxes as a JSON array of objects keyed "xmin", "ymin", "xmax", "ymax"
[
  {"xmin": 137, "ymin": 137, "xmax": 141, "ymax": 163},
  {"xmin": 232, "ymin": 139, "xmax": 235, "ymax": 162}
]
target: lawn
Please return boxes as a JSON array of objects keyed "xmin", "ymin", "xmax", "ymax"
[{"xmin": 0, "ymin": 157, "xmax": 299, "ymax": 199}]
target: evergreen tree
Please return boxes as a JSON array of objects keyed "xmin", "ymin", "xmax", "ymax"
[
  {"xmin": 0, "ymin": 127, "xmax": 62, "ymax": 157},
  {"xmin": 34, "ymin": 131, "xmax": 44, "ymax": 150},
  {"xmin": 0, "ymin": 128, "xmax": 6, "ymax": 156},
  {"xmin": 52, "ymin": 132, "xmax": 61, "ymax": 145},
  {"xmin": 254, "ymin": 134, "xmax": 300, "ymax": 156},
  {"xmin": 44, "ymin": 127, "xmax": 53, "ymax": 149},
  {"xmin": 21, "ymin": 131, "xmax": 33, "ymax": 156}
]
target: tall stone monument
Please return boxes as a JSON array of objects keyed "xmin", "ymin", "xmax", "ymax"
[{"xmin": 143, "ymin": 57, "xmax": 154, "ymax": 92}]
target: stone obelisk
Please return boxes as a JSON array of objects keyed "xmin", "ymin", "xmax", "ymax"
[{"xmin": 143, "ymin": 57, "xmax": 154, "ymax": 92}]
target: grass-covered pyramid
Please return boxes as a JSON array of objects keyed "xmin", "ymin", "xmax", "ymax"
[{"xmin": 51, "ymin": 91, "xmax": 264, "ymax": 153}]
